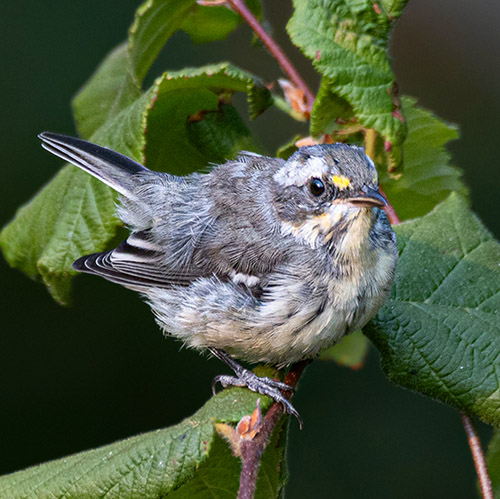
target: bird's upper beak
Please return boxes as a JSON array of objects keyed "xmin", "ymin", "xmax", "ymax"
[{"xmin": 345, "ymin": 186, "xmax": 387, "ymax": 208}]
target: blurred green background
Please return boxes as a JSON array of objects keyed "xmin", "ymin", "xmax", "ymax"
[{"xmin": 1, "ymin": 1, "xmax": 499, "ymax": 497}]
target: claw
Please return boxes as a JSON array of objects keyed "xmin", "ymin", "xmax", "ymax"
[
  {"xmin": 210, "ymin": 371, "xmax": 302, "ymax": 427},
  {"xmin": 208, "ymin": 347, "xmax": 303, "ymax": 427}
]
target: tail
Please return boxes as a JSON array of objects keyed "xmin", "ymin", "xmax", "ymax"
[{"xmin": 38, "ymin": 132, "xmax": 152, "ymax": 198}]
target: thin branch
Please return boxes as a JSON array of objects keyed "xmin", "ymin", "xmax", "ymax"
[
  {"xmin": 225, "ymin": 0, "xmax": 315, "ymax": 111},
  {"xmin": 460, "ymin": 412, "xmax": 493, "ymax": 499},
  {"xmin": 238, "ymin": 360, "xmax": 310, "ymax": 499},
  {"xmin": 379, "ymin": 188, "xmax": 401, "ymax": 225}
]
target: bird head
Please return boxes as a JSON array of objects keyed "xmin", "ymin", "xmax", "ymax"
[{"xmin": 272, "ymin": 143, "xmax": 387, "ymax": 249}]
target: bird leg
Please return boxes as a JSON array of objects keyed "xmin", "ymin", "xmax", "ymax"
[{"xmin": 208, "ymin": 347, "xmax": 302, "ymax": 424}]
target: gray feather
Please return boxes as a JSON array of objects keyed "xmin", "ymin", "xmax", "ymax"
[{"xmin": 38, "ymin": 132, "xmax": 153, "ymax": 197}]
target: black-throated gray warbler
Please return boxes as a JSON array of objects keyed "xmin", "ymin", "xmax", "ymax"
[{"xmin": 39, "ymin": 132, "xmax": 397, "ymax": 422}]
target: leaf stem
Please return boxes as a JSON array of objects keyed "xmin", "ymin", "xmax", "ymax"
[
  {"xmin": 238, "ymin": 360, "xmax": 310, "ymax": 499},
  {"xmin": 379, "ymin": 188, "xmax": 401, "ymax": 225},
  {"xmin": 460, "ymin": 412, "xmax": 493, "ymax": 499},
  {"xmin": 225, "ymin": 0, "xmax": 315, "ymax": 111}
]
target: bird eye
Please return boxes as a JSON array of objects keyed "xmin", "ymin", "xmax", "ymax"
[{"xmin": 309, "ymin": 178, "xmax": 325, "ymax": 197}]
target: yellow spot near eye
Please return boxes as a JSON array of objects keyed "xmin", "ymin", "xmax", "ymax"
[{"xmin": 332, "ymin": 175, "xmax": 350, "ymax": 189}]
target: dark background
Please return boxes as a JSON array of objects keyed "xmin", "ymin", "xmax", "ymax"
[{"xmin": 1, "ymin": 1, "xmax": 499, "ymax": 497}]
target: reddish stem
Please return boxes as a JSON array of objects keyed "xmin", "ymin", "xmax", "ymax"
[
  {"xmin": 237, "ymin": 360, "xmax": 310, "ymax": 499},
  {"xmin": 460, "ymin": 413, "xmax": 493, "ymax": 499},
  {"xmin": 379, "ymin": 188, "xmax": 401, "ymax": 225},
  {"xmin": 226, "ymin": 0, "xmax": 315, "ymax": 111}
]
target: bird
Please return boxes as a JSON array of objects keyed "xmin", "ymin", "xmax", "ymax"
[{"xmin": 39, "ymin": 132, "xmax": 397, "ymax": 423}]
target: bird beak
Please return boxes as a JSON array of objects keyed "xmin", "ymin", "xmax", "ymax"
[{"xmin": 345, "ymin": 187, "xmax": 387, "ymax": 208}]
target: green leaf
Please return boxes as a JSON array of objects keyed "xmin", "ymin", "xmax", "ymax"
[
  {"xmin": 486, "ymin": 431, "xmax": 500, "ymax": 498},
  {"xmin": 320, "ymin": 330, "xmax": 370, "ymax": 369},
  {"xmin": 378, "ymin": 97, "xmax": 467, "ymax": 220},
  {"xmin": 1, "ymin": 64, "xmax": 268, "ymax": 304},
  {"xmin": 128, "ymin": 0, "xmax": 197, "ymax": 85},
  {"xmin": 168, "ymin": 420, "xmax": 287, "ymax": 498},
  {"xmin": 379, "ymin": 0, "xmax": 409, "ymax": 19},
  {"xmin": 365, "ymin": 194, "xmax": 500, "ymax": 427},
  {"xmin": 180, "ymin": 0, "xmax": 262, "ymax": 44},
  {"xmin": 0, "ymin": 389, "xmax": 284, "ymax": 498},
  {"xmin": 0, "ymin": 92, "xmax": 152, "ymax": 305},
  {"xmin": 72, "ymin": 43, "xmax": 142, "ymax": 139},
  {"xmin": 73, "ymin": 0, "xmax": 198, "ymax": 138},
  {"xmin": 166, "ymin": 435, "xmax": 241, "ymax": 498},
  {"xmin": 288, "ymin": 0, "xmax": 408, "ymax": 168},
  {"xmin": 276, "ymin": 135, "xmax": 301, "ymax": 159},
  {"xmin": 145, "ymin": 64, "xmax": 270, "ymax": 174},
  {"xmin": 310, "ymin": 77, "xmax": 355, "ymax": 136},
  {"xmin": 181, "ymin": 5, "xmax": 241, "ymax": 44},
  {"xmin": 187, "ymin": 104, "xmax": 258, "ymax": 166}
]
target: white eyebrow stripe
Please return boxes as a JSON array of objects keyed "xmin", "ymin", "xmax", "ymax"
[{"xmin": 273, "ymin": 158, "xmax": 331, "ymax": 186}]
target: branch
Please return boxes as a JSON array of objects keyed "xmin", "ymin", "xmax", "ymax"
[
  {"xmin": 238, "ymin": 360, "xmax": 310, "ymax": 499},
  {"xmin": 460, "ymin": 412, "xmax": 493, "ymax": 499},
  {"xmin": 224, "ymin": 0, "xmax": 315, "ymax": 111},
  {"xmin": 379, "ymin": 188, "xmax": 401, "ymax": 225}
]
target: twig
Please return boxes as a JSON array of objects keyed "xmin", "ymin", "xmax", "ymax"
[
  {"xmin": 379, "ymin": 188, "xmax": 401, "ymax": 225},
  {"xmin": 238, "ymin": 360, "xmax": 310, "ymax": 499},
  {"xmin": 225, "ymin": 0, "xmax": 315, "ymax": 111},
  {"xmin": 460, "ymin": 412, "xmax": 493, "ymax": 499}
]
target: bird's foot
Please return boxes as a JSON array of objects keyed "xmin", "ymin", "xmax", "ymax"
[{"xmin": 208, "ymin": 348, "xmax": 302, "ymax": 426}]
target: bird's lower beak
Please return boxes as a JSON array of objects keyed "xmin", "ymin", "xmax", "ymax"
[{"xmin": 345, "ymin": 187, "xmax": 387, "ymax": 208}]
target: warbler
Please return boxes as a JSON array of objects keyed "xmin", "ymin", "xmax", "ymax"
[{"xmin": 39, "ymin": 132, "xmax": 397, "ymax": 421}]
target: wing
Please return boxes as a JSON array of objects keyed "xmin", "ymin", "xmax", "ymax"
[
  {"xmin": 40, "ymin": 134, "xmax": 291, "ymax": 293},
  {"xmin": 73, "ymin": 230, "xmax": 207, "ymax": 292}
]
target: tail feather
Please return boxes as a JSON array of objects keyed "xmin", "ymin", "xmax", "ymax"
[{"xmin": 38, "ymin": 132, "xmax": 151, "ymax": 197}]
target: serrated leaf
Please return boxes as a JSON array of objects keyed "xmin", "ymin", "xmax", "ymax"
[
  {"xmin": 310, "ymin": 77, "xmax": 355, "ymax": 136},
  {"xmin": 378, "ymin": 97, "xmax": 467, "ymax": 220},
  {"xmin": 486, "ymin": 431, "xmax": 500, "ymax": 498},
  {"xmin": 288, "ymin": 0, "xmax": 408, "ymax": 168},
  {"xmin": 0, "ymin": 92, "xmax": 152, "ymax": 305},
  {"xmin": 1, "ymin": 64, "xmax": 268, "ymax": 304},
  {"xmin": 379, "ymin": 0, "xmax": 408, "ymax": 19},
  {"xmin": 145, "ymin": 64, "xmax": 270, "ymax": 174},
  {"xmin": 128, "ymin": 0, "xmax": 197, "ymax": 85},
  {"xmin": 181, "ymin": 5, "xmax": 241, "ymax": 44},
  {"xmin": 320, "ymin": 330, "xmax": 369, "ymax": 369},
  {"xmin": 0, "ymin": 389, "xmax": 281, "ymax": 498},
  {"xmin": 365, "ymin": 194, "xmax": 500, "ymax": 427}
]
